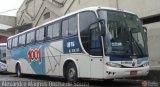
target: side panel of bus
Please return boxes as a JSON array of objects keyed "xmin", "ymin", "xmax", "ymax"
[{"xmin": 6, "ymin": 11, "xmax": 100, "ymax": 79}]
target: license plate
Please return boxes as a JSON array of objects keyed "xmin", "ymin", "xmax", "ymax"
[{"xmin": 130, "ymin": 70, "xmax": 137, "ymax": 76}]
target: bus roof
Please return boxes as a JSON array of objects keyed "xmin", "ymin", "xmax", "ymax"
[{"xmin": 8, "ymin": 7, "xmax": 136, "ymax": 39}]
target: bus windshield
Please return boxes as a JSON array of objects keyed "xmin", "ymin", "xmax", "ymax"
[{"xmin": 98, "ymin": 10, "xmax": 148, "ymax": 57}]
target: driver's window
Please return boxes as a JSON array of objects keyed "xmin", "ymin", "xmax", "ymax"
[
  {"xmin": 90, "ymin": 25, "xmax": 102, "ymax": 56},
  {"xmin": 79, "ymin": 11, "xmax": 102, "ymax": 56}
]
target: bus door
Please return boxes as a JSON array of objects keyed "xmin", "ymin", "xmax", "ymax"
[{"xmin": 89, "ymin": 22, "xmax": 104, "ymax": 78}]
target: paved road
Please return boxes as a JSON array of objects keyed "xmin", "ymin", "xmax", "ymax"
[{"xmin": 0, "ymin": 72, "xmax": 145, "ymax": 87}]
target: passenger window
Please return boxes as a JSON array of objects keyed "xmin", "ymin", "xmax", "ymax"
[
  {"xmin": 69, "ymin": 15, "xmax": 77, "ymax": 36},
  {"xmin": 47, "ymin": 22, "xmax": 60, "ymax": 40},
  {"xmin": 36, "ymin": 27, "xmax": 45, "ymax": 42},
  {"xmin": 47, "ymin": 24, "xmax": 53, "ymax": 40},
  {"xmin": 12, "ymin": 37, "xmax": 18, "ymax": 48},
  {"xmin": 7, "ymin": 39, "xmax": 12, "ymax": 49},
  {"xmin": 62, "ymin": 19, "xmax": 69, "ymax": 37},
  {"xmin": 19, "ymin": 34, "xmax": 26, "ymax": 46},
  {"xmin": 53, "ymin": 22, "xmax": 60, "ymax": 39},
  {"xmin": 26, "ymin": 31, "xmax": 35, "ymax": 44},
  {"xmin": 62, "ymin": 15, "xmax": 78, "ymax": 38}
]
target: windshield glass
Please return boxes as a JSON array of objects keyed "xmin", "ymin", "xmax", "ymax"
[{"xmin": 98, "ymin": 10, "xmax": 148, "ymax": 57}]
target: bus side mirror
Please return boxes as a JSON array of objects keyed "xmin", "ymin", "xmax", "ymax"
[
  {"xmin": 143, "ymin": 26, "xmax": 148, "ymax": 42},
  {"xmin": 100, "ymin": 23, "xmax": 106, "ymax": 36},
  {"xmin": 143, "ymin": 26, "xmax": 147, "ymax": 36},
  {"xmin": 143, "ymin": 26, "xmax": 147, "ymax": 33},
  {"xmin": 97, "ymin": 19, "xmax": 106, "ymax": 36}
]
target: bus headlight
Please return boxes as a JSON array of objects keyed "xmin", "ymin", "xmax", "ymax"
[
  {"xmin": 143, "ymin": 62, "xmax": 149, "ymax": 67},
  {"xmin": 106, "ymin": 62, "xmax": 122, "ymax": 68}
]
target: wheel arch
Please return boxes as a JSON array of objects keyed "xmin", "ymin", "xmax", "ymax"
[
  {"xmin": 15, "ymin": 61, "xmax": 21, "ymax": 72},
  {"xmin": 63, "ymin": 58, "xmax": 79, "ymax": 78}
]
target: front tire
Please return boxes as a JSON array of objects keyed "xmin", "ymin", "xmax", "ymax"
[
  {"xmin": 65, "ymin": 62, "xmax": 78, "ymax": 82},
  {"xmin": 16, "ymin": 64, "xmax": 22, "ymax": 77}
]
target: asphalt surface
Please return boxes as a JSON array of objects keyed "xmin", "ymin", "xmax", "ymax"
[{"xmin": 0, "ymin": 72, "xmax": 146, "ymax": 87}]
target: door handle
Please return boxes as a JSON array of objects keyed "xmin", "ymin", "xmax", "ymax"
[{"xmin": 100, "ymin": 59, "xmax": 102, "ymax": 61}]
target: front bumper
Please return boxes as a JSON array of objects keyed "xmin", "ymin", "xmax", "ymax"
[{"xmin": 104, "ymin": 66, "xmax": 149, "ymax": 79}]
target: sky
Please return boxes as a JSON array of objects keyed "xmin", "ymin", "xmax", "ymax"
[{"xmin": 0, "ymin": 0, "xmax": 24, "ymax": 16}]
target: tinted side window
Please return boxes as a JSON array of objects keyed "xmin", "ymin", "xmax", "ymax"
[
  {"xmin": 53, "ymin": 22, "xmax": 60, "ymax": 39},
  {"xmin": 47, "ymin": 22, "xmax": 60, "ymax": 40},
  {"xmin": 62, "ymin": 15, "xmax": 77, "ymax": 38},
  {"xmin": 8, "ymin": 39, "xmax": 12, "ymax": 49},
  {"xmin": 90, "ymin": 26, "xmax": 102, "ymax": 56},
  {"xmin": 62, "ymin": 19, "xmax": 69, "ymax": 37},
  {"xmin": 26, "ymin": 31, "xmax": 35, "ymax": 44},
  {"xmin": 19, "ymin": 34, "xmax": 26, "ymax": 46},
  {"xmin": 69, "ymin": 15, "xmax": 77, "ymax": 36},
  {"xmin": 12, "ymin": 37, "xmax": 18, "ymax": 48},
  {"xmin": 36, "ymin": 27, "xmax": 45, "ymax": 42},
  {"xmin": 47, "ymin": 24, "xmax": 53, "ymax": 40},
  {"xmin": 79, "ymin": 11, "xmax": 97, "ymax": 54},
  {"xmin": 79, "ymin": 12, "xmax": 97, "ymax": 34}
]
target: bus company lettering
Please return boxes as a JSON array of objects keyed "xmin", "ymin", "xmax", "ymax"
[{"xmin": 28, "ymin": 49, "xmax": 42, "ymax": 63}]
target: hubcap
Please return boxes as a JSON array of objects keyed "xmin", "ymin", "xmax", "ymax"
[{"xmin": 68, "ymin": 68, "xmax": 75, "ymax": 79}]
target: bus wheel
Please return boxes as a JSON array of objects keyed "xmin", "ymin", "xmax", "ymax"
[
  {"xmin": 66, "ymin": 62, "xmax": 78, "ymax": 82},
  {"xmin": 16, "ymin": 64, "xmax": 22, "ymax": 77}
]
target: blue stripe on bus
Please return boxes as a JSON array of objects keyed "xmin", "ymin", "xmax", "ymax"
[
  {"xmin": 11, "ymin": 43, "xmax": 49, "ymax": 75},
  {"xmin": 110, "ymin": 57, "xmax": 148, "ymax": 61},
  {"xmin": 29, "ymin": 45, "xmax": 46, "ymax": 75},
  {"xmin": 110, "ymin": 57, "xmax": 132, "ymax": 61}
]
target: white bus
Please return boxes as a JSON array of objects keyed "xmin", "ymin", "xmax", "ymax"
[{"xmin": 7, "ymin": 7, "xmax": 149, "ymax": 82}]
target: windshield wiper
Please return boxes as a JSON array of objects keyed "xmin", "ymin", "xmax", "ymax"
[{"xmin": 130, "ymin": 30, "xmax": 144, "ymax": 56}]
